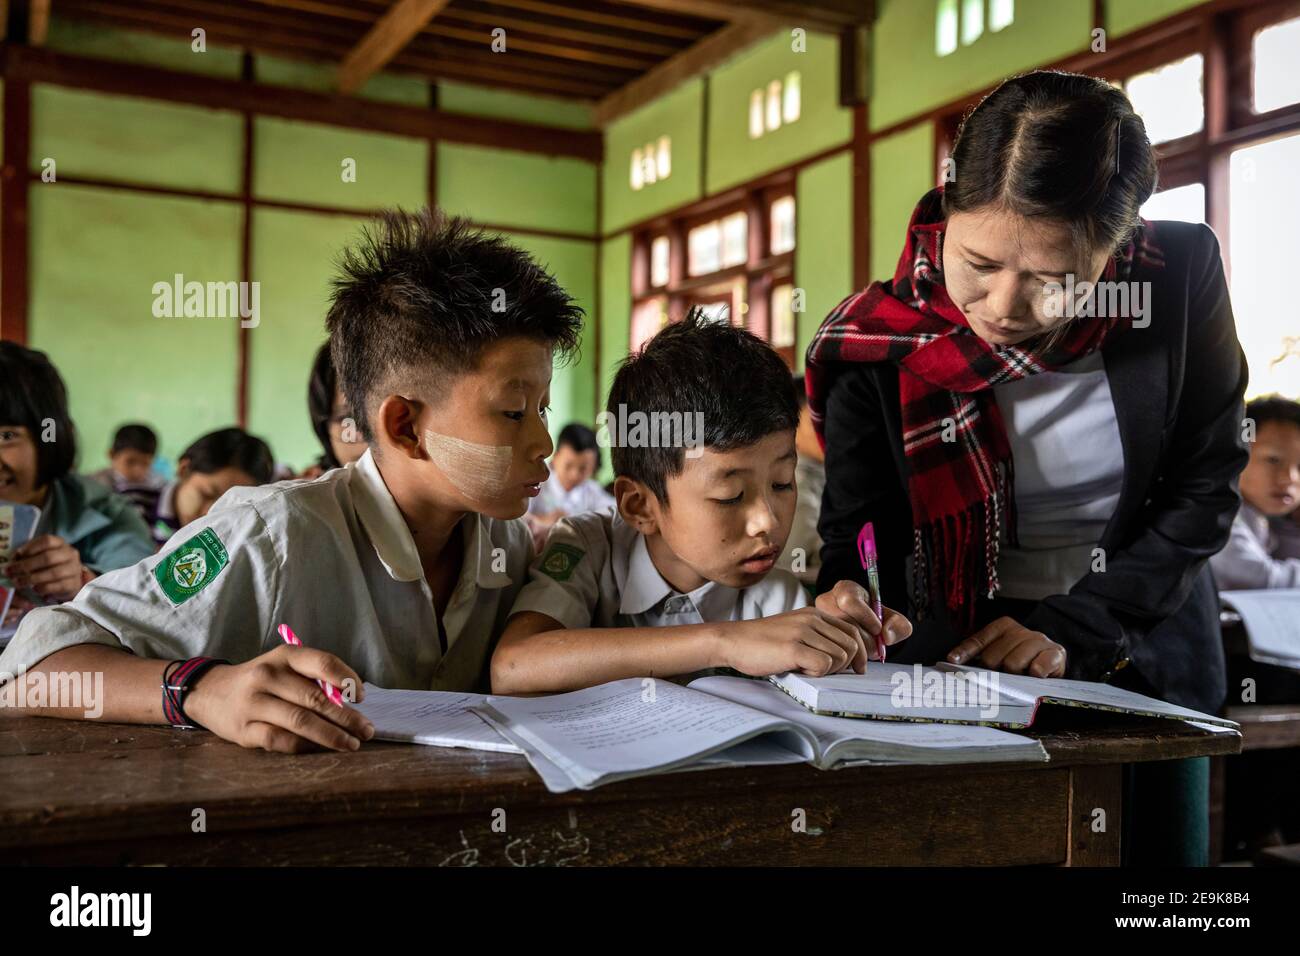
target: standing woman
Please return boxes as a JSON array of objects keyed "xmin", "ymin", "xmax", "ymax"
[{"xmin": 808, "ymin": 71, "xmax": 1247, "ymax": 864}]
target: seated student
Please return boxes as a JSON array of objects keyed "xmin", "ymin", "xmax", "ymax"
[
  {"xmin": 492, "ymin": 311, "xmax": 913, "ymax": 695},
  {"xmin": 774, "ymin": 375, "xmax": 825, "ymax": 587},
  {"xmin": 1210, "ymin": 395, "xmax": 1300, "ymax": 590},
  {"xmin": 0, "ymin": 342, "xmax": 155, "ymax": 610},
  {"xmin": 88, "ymin": 423, "xmax": 164, "ymax": 499},
  {"xmin": 524, "ymin": 422, "xmax": 614, "ymax": 551},
  {"xmin": 0, "ymin": 209, "xmax": 582, "ymax": 753},
  {"xmin": 300, "ymin": 342, "xmax": 367, "ymax": 478},
  {"xmin": 141, "ymin": 428, "xmax": 275, "ymax": 547}
]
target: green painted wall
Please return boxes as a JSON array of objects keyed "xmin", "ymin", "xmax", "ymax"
[
  {"xmin": 706, "ymin": 30, "xmax": 852, "ymax": 194},
  {"xmin": 438, "ymin": 81, "xmax": 593, "ymax": 129},
  {"xmin": 254, "ymin": 118, "xmax": 428, "ymax": 211},
  {"xmin": 602, "ymin": 79, "xmax": 704, "ymax": 234},
  {"xmin": 1110, "ymin": 0, "xmax": 1207, "ymax": 36},
  {"xmin": 254, "ymin": 55, "xmax": 429, "ymax": 106},
  {"xmin": 870, "ymin": 123, "xmax": 936, "ymax": 283},
  {"xmin": 32, "ymin": 85, "xmax": 242, "ymax": 193},
  {"xmin": 28, "ymin": 185, "xmax": 243, "ymax": 471},
  {"xmin": 246, "ymin": 209, "xmax": 371, "ymax": 469},
  {"xmin": 46, "ymin": 17, "xmax": 243, "ymax": 77},
  {"xmin": 871, "ymin": 0, "xmax": 1092, "ymax": 131},
  {"xmin": 795, "ymin": 152, "xmax": 854, "ymax": 370},
  {"xmin": 438, "ymin": 145, "xmax": 596, "ymax": 234}
]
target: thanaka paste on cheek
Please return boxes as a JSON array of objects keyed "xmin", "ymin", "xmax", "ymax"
[{"xmin": 423, "ymin": 430, "xmax": 513, "ymax": 502}]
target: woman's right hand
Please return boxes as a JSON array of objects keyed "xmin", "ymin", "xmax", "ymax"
[{"xmin": 185, "ymin": 644, "xmax": 375, "ymax": 753}]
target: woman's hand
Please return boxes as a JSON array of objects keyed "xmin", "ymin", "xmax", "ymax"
[
  {"xmin": 946, "ymin": 616, "xmax": 1066, "ymax": 677},
  {"xmin": 815, "ymin": 579, "xmax": 913, "ymax": 661},
  {"xmin": 3, "ymin": 534, "xmax": 92, "ymax": 602}
]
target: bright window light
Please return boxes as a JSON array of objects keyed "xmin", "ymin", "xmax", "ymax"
[
  {"xmin": 989, "ymin": 0, "xmax": 1014, "ymax": 32},
  {"xmin": 749, "ymin": 89, "xmax": 764, "ymax": 139},
  {"xmin": 630, "ymin": 149, "xmax": 643, "ymax": 191},
  {"xmin": 936, "ymin": 0, "xmax": 958, "ymax": 56},
  {"xmin": 650, "ymin": 235, "xmax": 670, "ymax": 288},
  {"xmin": 1125, "ymin": 55, "xmax": 1204, "ymax": 145},
  {"xmin": 766, "ymin": 79, "xmax": 782, "ymax": 132},
  {"xmin": 782, "ymin": 71, "xmax": 801, "ymax": 124},
  {"xmin": 721, "ymin": 212, "xmax": 748, "ymax": 268},
  {"xmin": 770, "ymin": 196, "xmax": 796, "ymax": 255},
  {"xmin": 1140, "ymin": 183, "xmax": 1205, "ymax": 224},
  {"xmin": 961, "ymin": 0, "xmax": 984, "ymax": 45},
  {"xmin": 656, "ymin": 136, "xmax": 671, "ymax": 180},
  {"xmin": 1253, "ymin": 17, "xmax": 1300, "ymax": 114}
]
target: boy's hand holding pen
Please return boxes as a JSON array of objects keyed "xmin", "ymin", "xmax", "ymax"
[{"xmin": 814, "ymin": 579, "xmax": 912, "ymax": 664}]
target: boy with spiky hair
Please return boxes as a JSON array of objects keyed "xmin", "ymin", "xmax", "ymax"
[
  {"xmin": 1, "ymin": 209, "xmax": 583, "ymax": 752},
  {"xmin": 493, "ymin": 311, "xmax": 913, "ymax": 694}
]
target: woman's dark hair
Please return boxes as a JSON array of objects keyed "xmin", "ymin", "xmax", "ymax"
[
  {"xmin": 179, "ymin": 428, "xmax": 274, "ymax": 485},
  {"xmin": 556, "ymin": 423, "xmax": 601, "ymax": 470},
  {"xmin": 944, "ymin": 70, "xmax": 1158, "ymax": 253},
  {"xmin": 308, "ymin": 342, "xmax": 341, "ymax": 469},
  {"xmin": 0, "ymin": 340, "xmax": 78, "ymax": 486}
]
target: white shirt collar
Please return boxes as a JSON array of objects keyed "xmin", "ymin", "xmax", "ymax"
[
  {"xmin": 349, "ymin": 449, "xmax": 512, "ymax": 590},
  {"xmin": 614, "ymin": 516, "xmax": 739, "ymax": 617}
]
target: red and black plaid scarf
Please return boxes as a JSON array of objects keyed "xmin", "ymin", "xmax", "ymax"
[{"xmin": 805, "ymin": 187, "xmax": 1162, "ymax": 630}]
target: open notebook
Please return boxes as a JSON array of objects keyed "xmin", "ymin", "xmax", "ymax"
[
  {"xmin": 355, "ymin": 684, "xmax": 522, "ymax": 754},
  {"xmin": 770, "ymin": 662, "xmax": 1240, "ymax": 730},
  {"xmin": 1220, "ymin": 589, "xmax": 1300, "ymax": 671},
  {"xmin": 472, "ymin": 675, "xmax": 1048, "ymax": 793}
]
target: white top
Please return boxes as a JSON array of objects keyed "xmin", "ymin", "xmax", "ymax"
[
  {"xmin": 1210, "ymin": 503, "xmax": 1300, "ymax": 590},
  {"xmin": 527, "ymin": 476, "xmax": 614, "ymax": 518},
  {"xmin": 510, "ymin": 510, "xmax": 808, "ymax": 631},
  {"xmin": 993, "ymin": 352, "xmax": 1125, "ymax": 601},
  {"xmin": 0, "ymin": 450, "xmax": 534, "ymax": 692}
]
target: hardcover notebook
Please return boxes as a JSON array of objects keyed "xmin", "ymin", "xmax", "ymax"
[
  {"xmin": 770, "ymin": 662, "xmax": 1240, "ymax": 731},
  {"xmin": 472, "ymin": 675, "xmax": 1048, "ymax": 793},
  {"xmin": 1219, "ymin": 589, "xmax": 1300, "ymax": 671}
]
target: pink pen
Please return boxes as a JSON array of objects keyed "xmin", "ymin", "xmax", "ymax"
[
  {"xmin": 278, "ymin": 623, "xmax": 345, "ymax": 707},
  {"xmin": 856, "ymin": 522, "xmax": 887, "ymax": 663}
]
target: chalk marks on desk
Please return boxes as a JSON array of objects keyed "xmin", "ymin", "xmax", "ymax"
[{"xmin": 437, "ymin": 822, "xmax": 591, "ymax": 867}]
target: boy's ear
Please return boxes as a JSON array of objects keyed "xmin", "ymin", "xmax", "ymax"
[
  {"xmin": 375, "ymin": 394, "xmax": 424, "ymax": 460},
  {"xmin": 176, "ymin": 457, "xmax": 191, "ymax": 480},
  {"xmin": 614, "ymin": 476, "xmax": 660, "ymax": 535}
]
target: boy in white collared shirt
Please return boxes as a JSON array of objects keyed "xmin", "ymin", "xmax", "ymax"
[
  {"xmin": 493, "ymin": 311, "xmax": 914, "ymax": 694},
  {"xmin": 0, "ymin": 210, "xmax": 583, "ymax": 753}
]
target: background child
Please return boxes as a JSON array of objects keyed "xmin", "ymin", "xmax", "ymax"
[
  {"xmin": 88, "ymin": 423, "xmax": 163, "ymax": 496},
  {"xmin": 142, "ymin": 427, "xmax": 275, "ymax": 546},
  {"xmin": 1210, "ymin": 394, "xmax": 1300, "ymax": 590},
  {"xmin": 0, "ymin": 342, "xmax": 154, "ymax": 609},
  {"xmin": 493, "ymin": 311, "xmax": 912, "ymax": 695},
  {"xmin": 302, "ymin": 342, "xmax": 367, "ymax": 478},
  {"xmin": 774, "ymin": 375, "xmax": 825, "ymax": 587},
  {"xmin": 524, "ymin": 422, "xmax": 614, "ymax": 551}
]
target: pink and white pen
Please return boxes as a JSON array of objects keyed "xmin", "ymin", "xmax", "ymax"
[
  {"xmin": 856, "ymin": 522, "xmax": 887, "ymax": 663},
  {"xmin": 278, "ymin": 623, "xmax": 345, "ymax": 707}
]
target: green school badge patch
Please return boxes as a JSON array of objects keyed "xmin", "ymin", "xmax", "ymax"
[
  {"xmin": 540, "ymin": 542, "xmax": 585, "ymax": 582},
  {"xmin": 155, "ymin": 528, "xmax": 229, "ymax": 605}
]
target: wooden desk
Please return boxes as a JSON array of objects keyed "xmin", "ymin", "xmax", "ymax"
[
  {"xmin": 1209, "ymin": 704, "xmax": 1300, "ymax": 863},
  {"xmin": 0, "ymin": 713, "xmax": 1238, "ymax": 866}
]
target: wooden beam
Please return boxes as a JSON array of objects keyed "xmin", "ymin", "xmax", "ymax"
[
  {"xmin": 27, "ymin": 0, "xmax": 49, "ymax": 45},
  {"xmin": 594, "ymin": 20, "xmax": 775, "ymax": 126},
  {"xmin": 338, "ymin": 0, "xmax": 451, "ymax": 95},
  {"xmin": 0, "ymin": 78, "xmax": 30, "ymax": 344},
  {"xmin": 0, "ymin": 43, "xmax": 603, "ymax": 161},
  {"xmin": 605, "ymin": 0, "xmax": 864, "ymax": 31}
]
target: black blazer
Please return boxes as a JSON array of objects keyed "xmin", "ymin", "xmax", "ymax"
[{"xmin": 815, "ymin": 221, "xmax": 1249, "ymax": 713}]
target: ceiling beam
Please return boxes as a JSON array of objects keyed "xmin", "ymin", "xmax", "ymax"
[
  {"xmin": 0, "ymin": 43, "xmax": 603, "ymax": 160},
  {"xmin": 594, "ymin": 19, "xmax": 775, "ymax": 126},
  {"xmin": 603, "ymin": 0, "xmax": 867, "ymax": 32},
  {"xmin": 339, "ymin": 0, "xmax": 451, "ymax": 94}
]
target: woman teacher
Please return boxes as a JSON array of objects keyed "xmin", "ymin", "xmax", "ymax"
[{"xmin": 807, "ymin": 71, "xmax": 1247, "ymax": 864}]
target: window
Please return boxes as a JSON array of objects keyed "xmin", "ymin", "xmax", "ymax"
[
  {"xmin": 1230, "ymin": 132, "xmax": 1300, "ymax": 397},
  {"xmin": 629, "ymin": 136, "xmax": 672, "ymax": 191},
  {"xmin": 937, "ymin": 0, "xmax": 1012, "ymax": 56},
  {"xmin": 1253, "ymin": 16, "xmax": 1300, "ymax": 113},
  {"xmin": 1140, "ymin": 183, "xmax": 1205, "ymax": 224},
  {"xmin": 749, "ymin": 72, "xmax": 801, "ymax": 139},
  {"xmin": 649, "ymin": 235, "xmax": 671, "ymax": 288},
  {"xmin": 961, "ymin": 0, "xmax": 984, "ymax": 46},
  {"xmin": 748, "ymin": 89, "xmax": 764, "ymax": 139},
  {"xmin": 632, "ymin": 186, "xmax": 797, "ymax": 366},
  {"xmin": 771, "ymin": 283, "xmax": 796, "ymax": 349},
  {"xmin": 1125, "ymin": 54, "xmax": 1204, "ymax": 145},
  {"xmin": 936, "ymin": 0, "xmax": 958, "ymax": 56},
  {"xmin": 770, "ymin": 195, "xmax": 796, "ymax": 255}
]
